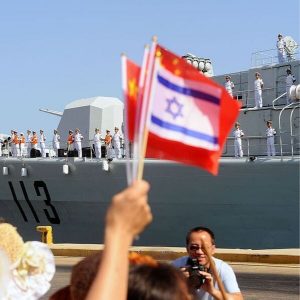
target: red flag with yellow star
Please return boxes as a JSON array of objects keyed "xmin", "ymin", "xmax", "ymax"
[
  {"xmin": 121, "ymin": 55, "xmax": 141, "ymax": 142},
  {"xmin": 144, "ymin": 44, "xmax": 240, "ymax": 175}
]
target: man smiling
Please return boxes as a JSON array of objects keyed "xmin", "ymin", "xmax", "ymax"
[{"xmin": 173, "ymin": 226, "xmax": 243, "ymax": 300}]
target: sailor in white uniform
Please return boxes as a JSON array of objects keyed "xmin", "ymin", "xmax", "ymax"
[
  {"xmin": 112, "ymin": 127, "xmax": 123, "ymax": 159},
  {"xmin": 19, "ymin": 133, "xmax": 26, "ymax": 157},
  {"xmin": 0, "ymin": 138, "xmax": 2, "ymax": 157},
  {"xmin": 225, "ymin": 75, "xmax": 235, "ymax": 97},
  {"xmin": 74, "ymin": 128, "xmax": 83, "ymax": 158},
  {"xmin": 93, "ymin": 128, "xmax": 102, "ymax": 159},
  {"xmin": 233, "ymin": 122, "xmax": 244, "ymax": 158},
  {"xmin": 286, "ymin": 69, "xmax": 296, "ymax": 104},
  {"xmin": 39, "ymin": 129, "xmax": 46, "ymax": 158},
  {"xmin": 276, "ymin": 34, "xmax": 286, "ymax": 64},
  {"xmin": 254, "ymin": 72, "xmax": 264, "ymax": 108},
  {"xmin": 52, "ymin": 129, "xmax": 60, "ymax": 157},
  {"xmin": 26, "ymin": 130, "xmax": 32, "ymax": 157},
  {"xmin": 266, "ymin": 121, "xmax": 276, "ymax": 157}
]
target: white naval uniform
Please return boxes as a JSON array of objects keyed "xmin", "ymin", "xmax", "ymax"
[
  {"xmin": 286, "ymin": 74, "xmax": 296, "ymax": 104},
  {"xmin": 266, "ymin": 127, "xmax": 276, "ymax": 156},
  {"xmin": 254, "ymin": 78, "xmax": 263, "ymax": 108},
  {"xmin": 112, "ymin": 132, "xmax": 123, "ymax": 159},
  {"xmin": 52, "ymin": 133, "xmax": 60, "ymax": 156},
  {"xmin": 40, "ymin": 134, "xmax": 46, "ymax": 157},
  {"xmin": 93, "ymin": 133, "xmax": 102, "ymax": 159},
  {"xmin": 277, "ymin": 39, "xmax": 286, "ymax": 63},
  {"xmin": 74, "ymin": 133, "xmax": 83, "ymax": 158},
  {"xmin": 233, "ymin": 128, "xmax": 244, "ymax": 158},
  {"xmin": 0, "ymin": 139, "xmax": 2, "ymax": 157},
  {"xmin": 26, "ymin": 134, "xmax": 32, "ymax": 157},
  {"xmin": 20, "ymin": 138, "xmax": 26, "ymax": 157},
  {"xmin": 225, "ymin": 80, "xmax": 235, "ymax": 97}
]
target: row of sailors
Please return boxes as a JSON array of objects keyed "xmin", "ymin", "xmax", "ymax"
[
  {"xmin": 0, "ymin": 127, "xmax": 123, "ymax": 159},
  {"xmin": 225, "ymin": 69, "xmax": 297, "ymax": 108},
  {"xmin": 233, "ymin": 121, "xmax": 277, "ymax": 158}
]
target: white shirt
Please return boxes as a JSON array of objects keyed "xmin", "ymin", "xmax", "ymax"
[
  {"xmin": 112, "ymin": 132, "xmax": 122, "ymax": 144},
  {"xmin": 277, "ymin": 39, "xmax": 286, "ymax": 52},
  {"xmin": 94, "ymin": 133, "xmax": 102, "ymax": 143},
  {"xmin": 254, "ymin": 78, "xmax": 263, "ymax": 91},
  {"xmin": 225, "ymin": 80, "xmax": 234, "ymax": 94},
  {"xmin": 286, "ymin": 74, "xmax": 296, "ymax": 87},
  {"xmin": 74, "ymin": 133, "xmax": 83, "ymax": 143},
  {"xmin": 233, "ymin": 128, "xmax": 244, "ymax": 139},
  {"xmin": 40, "ymin": 134, "xmax": 46, "ymax": 143},
  {"xmin": 26, "ymin": 134, "xmax": 32, "ymax": 143},
  {"xmin": 53, "ymin": 133, "xmax": 60, "ymax": 143},
  {"xmin": 266, "ymin": 127, "xmax": 276, "ymax": 137}
]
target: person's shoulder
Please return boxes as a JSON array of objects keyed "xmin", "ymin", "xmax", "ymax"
[
  {"xmin": 213, "ymin": 257, "xmax": 235, "ymax": 274},
  {"xmin": 172, "ymin": 256, "xmax": 189, "ymax": 268}
]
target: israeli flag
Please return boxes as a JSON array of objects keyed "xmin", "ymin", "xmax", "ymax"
[{"xmin": 149, "ymin": 64, "xmax": 221, "ymax": 151}]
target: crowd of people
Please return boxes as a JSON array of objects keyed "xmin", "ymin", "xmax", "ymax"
[
  {"xmin": 0, "ymin": 180, "xmax": 244, "ymax": 300},
  {"xmin": 0, "ymin": 127, "xmax": 124, "ymax": 160}
]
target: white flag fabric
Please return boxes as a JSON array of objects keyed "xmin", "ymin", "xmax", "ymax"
[{"xmin": 148, "ymin": 62, "xmax": 222, "ymax": 151}]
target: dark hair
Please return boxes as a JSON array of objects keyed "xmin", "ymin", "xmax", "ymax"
[
  {"xmin": 185, "ymin": 226, "xmax": 215, "ymax": 246},
  {"xmin": 49, "ymin": 286, "xmax": 71, "ymax": 300},
  {"xmin": 128, "ymin": 263, "xmax": 195, "ymax": 300},
  {"xmin": 70, "ymin": 252, "xmax": 102, "ymax": 300}
]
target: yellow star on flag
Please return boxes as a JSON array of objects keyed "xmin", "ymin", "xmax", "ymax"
[{"xmin": 128, "ymin": 78, "xmax": 138, "ymax": 98}]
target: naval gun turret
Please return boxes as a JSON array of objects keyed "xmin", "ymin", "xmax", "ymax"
[{"xmin": 40, "ymin": 96, "xmax": 124, "ymax": 148}]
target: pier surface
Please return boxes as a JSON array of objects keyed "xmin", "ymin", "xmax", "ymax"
[{"xmin": 43, "ymin": 245, "xmax": 299, "ymax": 299}]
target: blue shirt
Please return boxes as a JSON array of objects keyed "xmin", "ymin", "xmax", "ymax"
[{"xmin": 173, "ymin": 256, "xmax": 240, "ymax": 300}]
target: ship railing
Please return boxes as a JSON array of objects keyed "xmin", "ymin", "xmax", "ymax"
[
  {"xmin": 251, "ymin": 48, "xmax": 299, "ymax": 68},
  {"xmin": 234, "ymin": 87, "xmax": 276, "ymax": 108},
  {"xmin": 272, "ymin": 92, "xmax": 287, "ymax": 109},
  {"xmin": 223, "ymin": 136, "xmax": 293, "ymax": 158}
]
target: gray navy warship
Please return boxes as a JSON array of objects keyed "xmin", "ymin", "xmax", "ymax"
[{"xmin": 0, "ymin": 47, "xmax": 299, "ymax": 249}]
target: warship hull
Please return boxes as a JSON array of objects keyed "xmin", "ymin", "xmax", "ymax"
[{"xmin": 0, "ymin": 157, "xmax": 299, "ymax": 249}]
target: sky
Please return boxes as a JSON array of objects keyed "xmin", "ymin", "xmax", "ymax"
[{"xmin": 0, "ymin": 0, "xmax": 299, "ymax": 139}]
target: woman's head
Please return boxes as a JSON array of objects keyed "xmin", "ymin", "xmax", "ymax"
[{"xmin": 128, "ymin": 263, "xmax": 195, "ymax": 300}]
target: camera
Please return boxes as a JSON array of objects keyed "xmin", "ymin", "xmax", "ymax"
[{"xmin": 186, "ymin": 257, "xmax": 207, "ymax": 289}]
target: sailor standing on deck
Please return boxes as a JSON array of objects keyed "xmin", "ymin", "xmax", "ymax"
[
  {"xmin": 39, "ymin": 129, "xmax": 46, "ymax": 157},
  {"xmin": 74, "ymin": 128, "xmax": 83, "ymax": 158},
  {"xmin": 93, "ymin": 128, "xmax": 102, "ymax": 159},
  {"xmin": 19, "ymin": 133, "xmax": 26, "ymax": 157},
  {"xmin": 104, "ymin": 130, "xmax": 113, "ymax": 159},
  {"xmin": 52, "ymin": 129, "xmax": 60, "ymax": 157},
  {"xmin": 254, "ymin": 72, "xmax": 264, "ymax": 108},
  {"xmin": 30, "ymin": 131, "xmax": 38, "ymax": 157},
  {"xmin": 12, "ymin": 131, "xmax": 20, "ymax": 157},
  {"xmin": 112, "ymin": 127, "xmax": 123, "ymax": 159},
  {"xmin": 286, "ymin": 69, "xmax": 296, "ymax": 104},
  {"xmin": 276, "ymin": 34, "xmax": 286, "ymax": 64},
  {"xmin": 233, "ymin": 122, "xmax": 244, "ymax": 158},
  {"xmin": 224, "ymin": 75, "xmax": 235, "ymax": 97},
  {"xmin": 26, "ymin": 130, "xmax": 32, "ymax": 157},
  {"xmin": 266, "ymin": 121, "xmax": 276, "ymax": 157}
]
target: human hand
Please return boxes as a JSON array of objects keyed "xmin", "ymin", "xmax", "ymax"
[
  {"xmin": 105, "ymin": 180, "xmax": 152, "ymax": 240},
  {"xmin": 180, "ymin": 267, "xmax": 190, "ymax": 278},
  {"xmin": 198, "ymin": 270, "xmax": 215, "ymax": 294}
]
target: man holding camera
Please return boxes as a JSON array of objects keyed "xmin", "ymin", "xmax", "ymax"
[{"xmin": 173, "ymin": 226, "xmax": 243, "ymax": 300}]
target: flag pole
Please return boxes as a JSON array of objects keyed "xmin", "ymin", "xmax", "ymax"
[
  {"xmin": 201, "ymin": 238, "xmax": 229, "ymax": 300},
  {"xmin": 121, "ymin": 52, "xmax": 133, "ymax": 186},
  {"xmin": 136, "ymin": 36, "xmax": 158, "ymax": 180},
  {"xmin": 132, "ymin": 44, "xmax": 150, "ymax": 181}
]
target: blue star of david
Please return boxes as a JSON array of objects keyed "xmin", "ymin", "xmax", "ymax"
[{"xmin": 165, "ymin": 97, "xmax": 184, "ymax": 120}]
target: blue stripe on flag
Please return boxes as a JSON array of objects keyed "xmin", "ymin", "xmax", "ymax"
[
  {"xmin": 157, "ymin": 74, "xmax": 220, "ymax": 105},
  {"xmin": 151, "ymin": 115, "xmax": 219, "ymax": 145}
]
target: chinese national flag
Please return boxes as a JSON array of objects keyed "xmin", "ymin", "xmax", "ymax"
[
  {"xmin": 122, "ymin": 56, "xmax": 141, "ymax": 142},
  {"xmin": 145, "ymin": 44, "xmax": 240, "ymax": 175}
]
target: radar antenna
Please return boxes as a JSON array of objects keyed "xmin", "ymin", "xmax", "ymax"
[{"xmin": 284, "ymin": 36, "xmax": 298, "ymax": 61}]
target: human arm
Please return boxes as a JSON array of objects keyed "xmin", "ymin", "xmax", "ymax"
[
  {"xmin": 85, "ymin": 180, "xmax": 152, "ymax": 300},
  {"xmin": 199, "ymin": 270, "xmax": 243, "ymax": 300}
]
